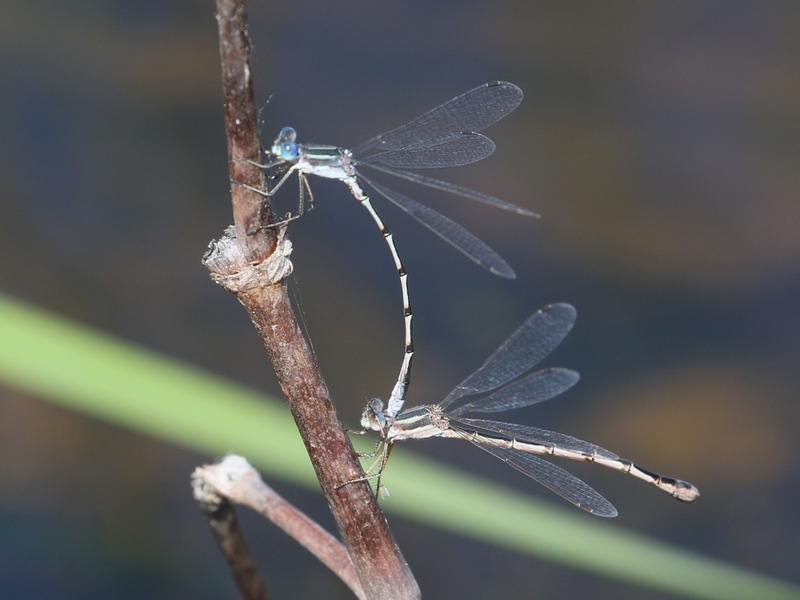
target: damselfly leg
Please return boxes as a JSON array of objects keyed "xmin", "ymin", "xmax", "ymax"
[
  {"xmin": 336, "ymin": 440, "xmax": 394, "ymax": 498},
  {"xmin": 298, "ymin": 171, "xmax": 317, "ymax": 216},
  {"xmin": 234, "ymin": 165, "xmax": 317, "ymax": 229}
]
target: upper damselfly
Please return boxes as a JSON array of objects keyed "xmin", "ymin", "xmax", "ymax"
[{"xmin": 248, "ymin": 82, "xmax": 535, "ymax": 414}]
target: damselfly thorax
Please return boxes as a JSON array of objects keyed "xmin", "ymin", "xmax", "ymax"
[{"xmin": 295, "ymin": 145, "xmax": 357, "ymax": 181}]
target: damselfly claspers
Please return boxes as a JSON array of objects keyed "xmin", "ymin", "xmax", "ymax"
[
  {"xmin": 348, "ymin": 303, "xmax": 700, "ymax": 517},
  {"xmin": 248, "ymin": 82, "xmax": 535, "ymax": 415}
]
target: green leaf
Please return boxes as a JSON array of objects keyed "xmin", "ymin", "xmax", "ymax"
[{"xmin": 0, "ymin": 294, "xmax": 796, "ymax": 600}]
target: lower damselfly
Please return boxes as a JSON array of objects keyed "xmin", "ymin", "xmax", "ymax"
[
  {"xmin": 247, "ymin": 82, "xmax": 536, "ymax": 418},
  {"xmin": 347, "ymin": 303, "xmax": 700, "ymax": 517}
]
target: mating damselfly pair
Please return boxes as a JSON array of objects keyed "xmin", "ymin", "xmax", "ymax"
[{"xmin": 249, "ymin": 82, "xmax": 699, "ymax": 516}]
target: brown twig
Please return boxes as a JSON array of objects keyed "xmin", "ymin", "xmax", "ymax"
[
  {"xmin": 216, "ymin": 0, "xmax": 274, "ymax": 261},
  {"xmin": 193, "ymin": 456, "xmax": 366, "ymax": 599},
  {"xmin": 208, "ymin": 1, "xmax": 420, "ymax": 598},
  {"xmin": 193, "ymin": 469, "xmax": 267, "ymax": 600}
]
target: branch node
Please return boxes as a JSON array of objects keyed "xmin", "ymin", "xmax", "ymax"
[
  {"xmin": 193, "ymin": 454, "xmax": 256, "ymax": 501},
  {"xmin": 203, "ymin": 225, "xmax": 293, "ymax": 291},
  {"xmin": 193, "ymin": 455, "xmax": 367, "ymax": 600}
]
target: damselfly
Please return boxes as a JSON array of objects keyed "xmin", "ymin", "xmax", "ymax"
[
  {"xmin": 349, "ymin": 303, "xmax": 700, "ymax": 517},
  {"xmin": 248, "ymin": 82, "xmax": 535, "ymax": 415}
]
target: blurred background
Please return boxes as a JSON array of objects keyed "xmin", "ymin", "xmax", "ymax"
[{"xmin": 1, "ymin": 1, "xmax": 799, "ymax": 598}]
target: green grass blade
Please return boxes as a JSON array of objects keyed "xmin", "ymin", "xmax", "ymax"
[{"xmin": 0, "ymin": 294, "xmax": 796, "ymax": 600}]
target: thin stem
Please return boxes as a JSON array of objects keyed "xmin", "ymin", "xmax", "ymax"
[
  {"xmin": 210, "ymin": 1, "xmax": 420, "ymax": 598},
  {"xmin": 193, "ymin": 456, "xmax": 366, "ymax": 599},
  {"xmin": 193, "ymin": 472, "xmax": 267, "ymax": 600}
]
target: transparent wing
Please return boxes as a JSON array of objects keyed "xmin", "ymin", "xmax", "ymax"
[
  {"xmin": 358, "ymin": 173, "xmax": 515, "ymax": 279},
  {"xmin": 439, "ymin": 304, "xmax": 577, "ymax": 409},
  {"xmin": 354, "ymin": 81, "xmax": 523, "ymax": 155},
  {"xmin": 461, "ymin": 433, "xmax": 617, "ymax": 517},
  {"xmin": 450, "ymin": 417, "xmax": 619, "ymax": 460},
  {"xmin": 361, "ymin": 133, "xmax": 495, "ymax": 169},
  {"xmin": 448, "ymin": 368, "xmax": 579, "ymax": 416},
  {"xmin": 356, "ymin": 162, "xmax": 538, "ymax": 217}
]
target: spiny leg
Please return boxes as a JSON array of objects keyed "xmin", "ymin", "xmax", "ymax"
[
  {"xmin": 235, "ymin": 164, "xmax": 296, "ymax": 198},
  {"xmin": 344, "ymin": 428, "xmax": 382, "ymax": 458},
  {"xmin": 357, "ymin": 438, "xmax": 385, "ymax": 460},
  {"xmin": 234, "ymin": 169, "xmax": 311, "ymax": 230},
  {"xmin": 336, "ymin": 471, "xmax": 384, "ymax": 491},
  {"xmin": 338, "ymin": 443, "xmax": 391, "ymax": 496},
  {"xmin": 344, "ymin": 428, "xmax": 368, "ymax": 436},
  {"xmin": 374, "ymin": 442, "xmax": 395, "ymax": 498},
  {"xmin": 299, "ymin": 172, "xmax": 316, "ymax": 214},
  {"xmin": 288, "ymin": 170, "xmax": 317, "ymax": 222},
  {"xmin": 259, "ymin": 170, "xmax": 314, "ymax": 226},
  {"xmin": 335, "ymin": 441, "xmax": 388, "ymax": 490},
  {"xmin": 363, "ymin": 448, "xmax": 387, "ymax": 476},
  {"xmin": 245, "ymin": 157, "xmax": 286, "ymax": 170},
  {"xmin": 296, "ymin": 170, "xmax": 305, "ymax": 217}
]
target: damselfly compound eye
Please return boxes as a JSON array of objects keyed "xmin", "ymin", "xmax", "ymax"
[
  {"xmin": 270, "ymin": 141, "xmax": 298, "ymax": 161},
  {"xmin": 282, "ymin": 142, "xmax": 298, "ymax": 159}
]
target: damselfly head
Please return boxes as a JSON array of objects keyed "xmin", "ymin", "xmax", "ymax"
[
  {"xmin": 270, "ymin": 127, "xmax": 299, "ymax": 161},
  {"xmin": 360, "ymin": 398, "xmax": 387, "ymax": 433}
]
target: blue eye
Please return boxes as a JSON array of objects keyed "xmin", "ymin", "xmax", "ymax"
[
  {"xmin": 281, "ymin": 142, "xmax": 297, "ymax": 159},
  {"xmin": 271, "ymin": 141, "xmax": 298, "ymax": 160},
  {"xmin": 271, "ymin": 127, "xmax": 299, "ymax": 160}
]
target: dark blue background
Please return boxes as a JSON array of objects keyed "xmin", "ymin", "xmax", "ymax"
[{"xmin": 1, "ymin": 1, "xmax": 798, "ymax": 597}]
